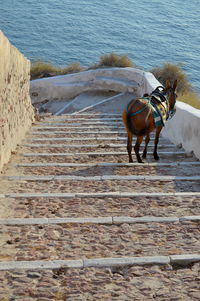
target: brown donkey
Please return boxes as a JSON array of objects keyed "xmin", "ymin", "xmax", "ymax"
[{"xmin": 122, "ymin": 80, "xmax": 177, "ymax": 163}]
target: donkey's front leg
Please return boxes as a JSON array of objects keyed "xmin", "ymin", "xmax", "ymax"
[
  {"xmin": 127, "ymin": 132, "xmax": 133, "ymax": 163},
  {"xmin": 134, "ymin": 136, "xmax": 143, "ymax": 163},
  {"xmin": 153, "ymin": 126, "xmax": 162, "ymax": 160}
]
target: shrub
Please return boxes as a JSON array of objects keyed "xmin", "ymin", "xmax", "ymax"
[
  {"xmin": 60, "ymin": 62, "xmax": 84, "ymax": 75},
  {"xmin": 30, "ymin": 61, "xmax": 59, "ymax": 80},
  {"xmin": 151, "ymin": 63, "xmax": 192, "ymax": 95},
  {"xmin": 178, "ymin": 91, "xmax": 200, "ymax": 110},
  {"xmin": 97, "ymin": 53, "xmax": 134, "ymax": 68},
  {"xmin": 30, "ymin": 61, "xmax": 84, "ymax": 80}
]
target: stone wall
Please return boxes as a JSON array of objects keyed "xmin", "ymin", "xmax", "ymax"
[{"xmin": 0, "ymin": 31, "xmax": 34, "ymax": 171}]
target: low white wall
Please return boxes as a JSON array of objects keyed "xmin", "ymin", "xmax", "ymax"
[
  {"xmin": 30, "ymin": 67, "xmax": 161, "ymax": 104},
  {"xmin": 0, "ymin": 31, "xmax": 34, "ymax": 171},
  {"xmin": 162, "ymin": 101, "xmax": 200, "ymax": 160}
]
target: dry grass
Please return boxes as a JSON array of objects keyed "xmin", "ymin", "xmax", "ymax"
[
  {"xmin": 30, "ymin": 54, "xmax": 134, "ymax": 80},
  {"xmin": 91, "ymin": 53, "xmax": 134, "ymax": 69},
  {"xmin": 30, "ymin": 61, "xmax": 84, "ymax": 80},
  {"xmin": 178, "ymin": 91, "xmax": 200, "ymax": 110},
  {"xmin": 151, "ymin": 63, "xmax": 192, "ymax": 95}
]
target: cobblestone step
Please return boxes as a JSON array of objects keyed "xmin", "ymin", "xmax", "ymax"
[
  {"xmin": 22, "ymin": 142, "xmax": 176, "ymax": 148},
  {"xmin": 19, "ymin": 150, "xmax": 193, "ymax": 165},
  {"xmin": 0, "ymin": 106, "xmax": 200, "ymax": 299},
  {"xmin": 12, "ymin": 162, "xmax": 200, "ymax": 177},
  {"xmin": 0, "ymin": 263, "xmax": 199, "ymax": 300},
  {"xmin": 21, "ymin": 151, "xmax": 187, "ymax": 157},
  {"xmin": 3, "ymin": 175, "xmax": 200, "ymax": 181},
  {"xmin": 0, "ymin": 177, "xmax": 199, "ymax": 198},
  {"xmin": 34, "ymin": 121, "xmax": 123, "ymax": 126},
  {"xmin": 1, "ymin": 222, "xmax": 200, "ymax": 262},
  {"xmin": 1, "ymin": 254, "xmax": 200, "ymax": 271},
  {"xmin": 1, "ymin": 193, "xmax": 200, "ymax": 221},
  {"xmin": 32, "ymin": 126, "xmax": 124, "ymax": 132},
  {"xmin": 1, "ymin": 215, "xmax": 200, "ymax": 225}
]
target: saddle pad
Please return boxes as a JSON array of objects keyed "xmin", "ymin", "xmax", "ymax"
[{"xmin": 151, "ymin": 101, "xmax": 168, "ymax": 127}]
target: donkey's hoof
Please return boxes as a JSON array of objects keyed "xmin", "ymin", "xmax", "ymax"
[{"xmin": 154, "ymin": 154, "xmax": 160, "ymax": 160}]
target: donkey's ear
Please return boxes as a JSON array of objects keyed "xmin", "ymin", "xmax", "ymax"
[
  {"xmin": 173, "ymin": 80, "xmax": 177, "ymax": 90},
  {"xmin": 165, "ymin": 79, "xmax": 171, "ymax": 89}
]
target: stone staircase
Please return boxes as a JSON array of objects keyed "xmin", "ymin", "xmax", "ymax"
[{"xmin": 0, "ymin": 97, "xmax": 200, "ymax": 300}]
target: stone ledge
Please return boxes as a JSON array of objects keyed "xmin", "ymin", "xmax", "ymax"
[
  {"xmin": 3, "ymin": 174, "xmax": 200, "ymax": 181},
  {"xmin": 4, "ymin": 191, "xmax": 200, "ymax": 199},
  {"xmin": 15, "ymin": 161, "xmax": 200, "ymax": 167},
  {"xmin": 84, "ymin": 256, "xmax": 170, "ymax": 268},
  {"xmin": 21, "ymin": 151, "xmax": 187, "ymax": 157},
  {"xmin": 0, "ymin": 215, "xmax": 199, "ymax": 225},
  {"xmin": 1, "ymin": 254, "xmax": 200, "ymax": 271}
]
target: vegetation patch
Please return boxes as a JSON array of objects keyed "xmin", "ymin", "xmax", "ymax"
[
  {"xmin": 30, "ymin": 61, "xmax": 84, "ymax": 80},
  {"xmin": 151, "ymin": 63, "xmax": 192, "ymax": 95},
  {"xmin": 151, "ymin": 63, "xmax": 200, "ymax": 109},
  {"xmin": 178, "ymin": 92, "xmax": 200, "ymax": 110},
  {"xmin": 96, "ymin": 53, "xmax": 134, "ymax": 68}
]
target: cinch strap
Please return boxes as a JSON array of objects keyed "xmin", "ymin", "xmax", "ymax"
[{"xmin": 126, "ymin": 102, "xmax": 149, "ymax": 117}]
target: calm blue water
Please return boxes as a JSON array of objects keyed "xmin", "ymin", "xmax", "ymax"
[{"xmin": 1, "ymin": 0, "xmax": 200, "ymax": 91}]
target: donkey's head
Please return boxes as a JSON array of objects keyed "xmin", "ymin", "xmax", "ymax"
[{"xmin": 165, "ymin": 79, "xmax": 177, "ymax": 111}]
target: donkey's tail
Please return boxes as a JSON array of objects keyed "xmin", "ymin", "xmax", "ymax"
[{"xmin": 122, "ymin": 108, "xmax": 146, "ymax": 137}]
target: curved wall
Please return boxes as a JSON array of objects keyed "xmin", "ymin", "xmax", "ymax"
[{"xmin": 30, "ymin": 67, "xmax": 161, "ymax": 104}]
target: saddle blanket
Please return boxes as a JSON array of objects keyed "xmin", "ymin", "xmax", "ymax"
[
  {"xmin": 151, "ymin": 101, "xmax": 168, "ymax": 127},
  {"xmin": 143, "ymin": 95, "xmax": 169, "ymax": 127}
]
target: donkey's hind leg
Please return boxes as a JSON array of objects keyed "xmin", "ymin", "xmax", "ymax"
[
  {"xmin": 153, "ymin": 126, "xmax": 162, "ymax": 160},
  {"xmin": 127, "ymin": 132, "xmax": 133, "ymax": 163},
  {"xmin": 134, "ymin": 136, "xmax": 143, "ymax": 163},
  {"xmin": 142, "ymin": 134, "xmax": 150, "ymax": 159}
]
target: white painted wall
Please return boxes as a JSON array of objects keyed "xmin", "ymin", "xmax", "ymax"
[
  {"xmin": 162, "ymin": 101, "xmax": 200, "ymax": 160},
  {"xmin": 30, "ymin": 67, "xmax": 161, "ymax": 104}
]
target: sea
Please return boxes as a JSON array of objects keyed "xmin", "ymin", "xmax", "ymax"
[{"xmin": 0, "ymin": 0, "xmax": 200, "ymax": 91}]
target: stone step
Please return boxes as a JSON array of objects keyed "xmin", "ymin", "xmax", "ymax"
[
  {"xmin": 4, "ymin": 174, "xmax": 200, "ymax": 182},
  {"xmin": 19, "ymin": 152, "xmax": 194, "ymax": 164},
  {"xmin": 1, "ymin": 222, "xmax": 200, "ymax": 263},
  {"xmin": 13, "ymin": 161, "xmax": 200, "ymax": 177},
  {"xmin": 31, "ymin": 126, "xmax": 126, "ymax": 135},
  {"xmin": 24, "ymin": 138, "xmax": 175, "ymax": 145},
  {"xmin": 21, "ymin": 151, "xmax": 186, "ymax": 157},
  {"xmin": 0, "ymin": 175, "xmax": 199, "ymax": 195},
  {"xmin": 3, "ymin": 191, "xmax": 200, "ymax": 198},
  {"xmin": 1, "ymin": 254, "xmax": 200, "ymax": 271},
  {"xmin": 22, "ymin": 143, "xmax": 176, "ymax": 149},
  {"xmin": 27, "ymin": 135, "xmax": 172, "ymax": 143},
  {"xmin": 0, "ymin": 215, "xmax": 199, "ymax": 225},
  {"xmin": 15, "ymin": 161, "xmax": 200, "ymax": 167},
  {"xmin": 39, "ymin": 114, "xmax": 122, "ymax": 122},
  {"xmin": 0, "ymin": 110, "xmax": 199, "ymax": 300},
  {"xmin": 33, "ymin": 119, "xmax": 124, "ymax": 128},
  {"xmin": 2, "ymin": 193, "xmax": 200, "ymax": 219},
  {"xmin": 0, "ymin": 263, "xmax": 199, "ymax": 299}
]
